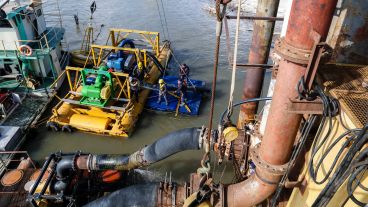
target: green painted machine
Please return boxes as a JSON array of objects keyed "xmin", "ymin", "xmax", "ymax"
[{"xmin": 80, "ymin": 65, "xmax": 114, "ymax": 107}]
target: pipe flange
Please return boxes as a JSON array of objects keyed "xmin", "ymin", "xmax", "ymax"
[
  {"xmin": 71, "ymin": 151, "xmax": 82, "ymax": 171},
  {"xmin": 250, "ymin": 144, "xmax": 288, "ymax": 175},
  {"xmin": 252, "ymin": 123, "xmax": 263, "ymax": 140},
  {"xmin": 275, "ymin": 38, "xmax": 311, "ymax": 65}
]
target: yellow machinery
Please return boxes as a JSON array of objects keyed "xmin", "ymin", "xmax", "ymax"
[
  {"xmin": 48, "ymin": 29, "xmax": 171, "ymax": 137},
  {"xmin": 286, "ymin": 64, "xmax": 368, "ymax": 207}
]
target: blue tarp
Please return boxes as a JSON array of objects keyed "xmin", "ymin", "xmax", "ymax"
[{"xmin": 145, "ymin": 76, "xmax": 205, "ymax": 115}]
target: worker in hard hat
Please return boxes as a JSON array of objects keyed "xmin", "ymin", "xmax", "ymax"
[
  {"xmin": 176, "ymin": 79, "xmax": 187, "ymax": 106},
  {"xmin": 133, "ymin": 61, "xmax": 147, "ymax": 81},
  {"xmin": 157, "ymin": 79, "xmax": 168, "ymax": 105},
  {"xmin": 129, "ymin": 77, "xmax": 140, "ymax": 101},
  {"xmin": 179, "ymin": 63, "xmax": 190, "ymax": 82}
]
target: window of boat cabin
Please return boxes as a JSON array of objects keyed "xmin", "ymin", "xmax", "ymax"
[
  {"xmin": 0, "ymin": 8, "xmax": 10, "ymax": 28},
  {"xmin": 0, "ymin": 19, "xmax": 11, "ymax": 28}
]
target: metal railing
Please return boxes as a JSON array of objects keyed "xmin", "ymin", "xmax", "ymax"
[
  {"xmin": 0, "ymin": 151, "xmax": 36, "ymax": 175},
  {"xmin": 0, "ymin": 26, "xmax": 64, "ymax": 58}
]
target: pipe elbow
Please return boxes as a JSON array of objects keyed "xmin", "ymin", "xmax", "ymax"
[
  {"xmin": 56, "ymin": 156, "xmax": 74, "ymax": 180},
  {"xmin": 226, "ymin": 168, "xmax": 281, "ymax": 207}
]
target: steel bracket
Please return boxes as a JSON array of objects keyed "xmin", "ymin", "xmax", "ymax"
[
  {"xmin": 287, "ymin": 98, "xmax": 324, "ymax": 115},
  {"xmin": 304, "ymin": 31, "xmax": 328, "ymax": 90}
]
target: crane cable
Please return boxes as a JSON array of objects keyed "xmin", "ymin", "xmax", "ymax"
[
  {"xmin": 155, "ymin": 0, "xmax": 167, "ymax": 40},
  {"xmin": 226, "ymin": 0, "xmax": 242, "ymax": 120},
  {"xmin": 159, "ymin": 0, "xmax": 171, "ymax": 41},
  {"xmin": 200, "ymin": 0, "xmax": 228, "ymax": 179},
  {"xmin": 207, "ymin": 0, "xmax": 227, "ymax": 139}
]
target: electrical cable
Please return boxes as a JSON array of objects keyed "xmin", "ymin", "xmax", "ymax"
[
  {"xmin": 312, "ymin": 125, "xmax": 368, "ymax": 206},
  {"xmin": 346, "ymin": 148, "xmax": 368, "ymax": 206},
  {"xmin": 219, "ymin": 97, "xmax": 272, "ymax": 124},
  {"xmin": 271, "ymin": 114, "xmax": 318, "ymax": 207}
]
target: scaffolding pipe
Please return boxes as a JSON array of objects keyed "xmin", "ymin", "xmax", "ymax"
[
  {"xmin": 237, "ymin": 0, "xmax": 280, "ymax": 127},
  {"xmin": 227, "ymin": 0, "xmax": 338, "ymax": 206}
]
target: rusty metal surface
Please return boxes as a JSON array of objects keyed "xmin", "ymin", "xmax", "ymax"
[
  {"xmin": 287, "ymin": 98, "xmax": 324, "ymax": 115},
  {"xmin": 275, "ymin": 38, "xmax": 312, "ymax": 65},
  {"xmin": 328, "ymin": 0, "xmax": 368, "ymax": 64},
  {"xmin": 1, "ymin": 170, "xmax": 23, "ymax": 187},
  {"xmin": 261, "ymin": 0, "xmax": 337, "ymax": 166},
  {"xmin": 238, "ymin": 0, "xmax": 280, "ymax": 127},
  {"xmin": 0, "ymin": 169, "xmax": 36, "ymax": 207},
  {"xmin": 250, "ymin": 145, "xmax": 288, "ymax": 175},
  {"xmin": 285, "ymin": 0, "xmax": 338, "ymax": 50},
  {"xmin": 319, "ymin": 63, "xmax": 368, "ymax": 128},
  {"xmin": 227, "ymin": 0, "xmax": 339, "ymax": 206},
  {"xmin": 30, "ymin": 169, "xmax": 51, "ymax": 183}
]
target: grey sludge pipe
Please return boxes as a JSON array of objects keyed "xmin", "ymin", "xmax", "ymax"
[
  {"xmin": 83, "ymin": 184, "xmax": 158, "ymax": 207},
  {"xmin": 78, "ymin": 127, "xmax": 202, "ymax": 171}
]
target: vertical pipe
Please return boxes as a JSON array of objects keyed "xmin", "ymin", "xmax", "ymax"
[
  {"xmin": 260, "ymin": 0, "xmax": 337, "ymax": 165},
  {"xmin": 259, "ymin": 0, "xmax": 293, "ymax": 136},
  {"xmin": 237, "ymin": 0, "xmax": 280, "ymax": 127},
  {"xmin": 227, "ymin": 0, "xmax": 337, "ymax": 206}
]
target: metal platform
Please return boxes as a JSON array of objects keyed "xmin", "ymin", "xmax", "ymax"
[{"xmin": 319, "ymin": 63, "xmax": 368, "ymax": 128}]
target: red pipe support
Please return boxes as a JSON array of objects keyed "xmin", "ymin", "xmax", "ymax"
[{"xmin": 238, "ymin": 0, "xmax": 280, "ymax": 127}]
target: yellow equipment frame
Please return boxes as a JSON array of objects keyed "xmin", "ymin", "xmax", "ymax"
[
  {"xmin": 84, "ymin": 44, "xmax": 149, "ymax": 69},
  {"xmin": 48, "ymin": 28, "xmax": 171, "ymax": 137},
  {"xmin": 65, "ymin": 66, "xmax": 132, "ymax": 101},
  {"xmin": 105, "ymin": 28, "xmax": 160, "ymax": 57}
]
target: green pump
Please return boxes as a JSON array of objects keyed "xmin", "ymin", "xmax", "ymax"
[{"xmin": 80, "ymin": 65, "xmax": 114, "ymax": 107}]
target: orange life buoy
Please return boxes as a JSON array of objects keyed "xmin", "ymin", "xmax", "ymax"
[{"xmin": 19, "ymin": 45, "xmax": 33, "ymax": 56}]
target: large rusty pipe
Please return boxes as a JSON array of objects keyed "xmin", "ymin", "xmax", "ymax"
[
  {"xmin": 238, "ymin": 0, "xmax": 280, "ymax": 127},
  {"xmin": 227, "ymin": 0, "xmax": 337, "ymax": 206}
]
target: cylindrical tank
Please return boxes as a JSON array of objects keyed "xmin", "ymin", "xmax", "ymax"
[
  {"xmin": 57, "ymin": 103, "xmax": 73, "ymax": 116},
  {"xmin": 70, "ymin": 114, "xmax": 111, "ymax": 131}
]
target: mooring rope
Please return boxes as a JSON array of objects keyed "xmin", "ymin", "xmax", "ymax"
[{"xmin": 226, "ymin": 0, "xmax": 242, "ymax": 119}]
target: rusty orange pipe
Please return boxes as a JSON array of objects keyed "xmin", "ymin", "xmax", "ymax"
[
  {"xmin": 238, "ymin": 0, "xmax": 280, "ymax": 127},
  {"xmin": 227, "ymin": 0, "xmax": 337, "ymax": 206}
]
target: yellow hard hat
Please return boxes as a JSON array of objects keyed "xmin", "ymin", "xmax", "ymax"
[
  {"xmin": 138, "ymin": 62, "xmax": 143, "ymax": 69},
  {"xmin": 159, "ymin": 79, "xmax": 164, "ymax": 84}
]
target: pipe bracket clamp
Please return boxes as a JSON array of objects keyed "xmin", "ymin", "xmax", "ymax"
[
  {"xmin": 251, "ymin": 144, "xmax": 289, "ymax": 175},
  {"xmin": 275, "ymin": 38, "xmax": 312, "ymax": 65}
]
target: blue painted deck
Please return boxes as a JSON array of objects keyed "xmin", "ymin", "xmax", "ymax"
[{"xmin": 145, "ymin": 76, "xmax": 205, "ymax": 115}]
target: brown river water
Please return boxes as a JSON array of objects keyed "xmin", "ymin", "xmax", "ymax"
[{"xmin": 22, "ymin": 0, "xmax": 286, "ymax": 183}]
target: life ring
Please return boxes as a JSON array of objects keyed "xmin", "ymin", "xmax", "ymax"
[{"xmin": 19, "ymin": 45, "xmax": 33, "ymax": 56}]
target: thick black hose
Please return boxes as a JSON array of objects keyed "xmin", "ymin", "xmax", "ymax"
[
  {"xmin": 92, "ymin": 127, "xmax": 201, "ymax": 170},
  {"xmin": 83, "ymin": 183, "xmax": 158, "ymax": 207},
  {"xmin": 144, "ymin": 127, "xmax": 200, "ymax": 163},
  {"xmin": 146, "ymin": 51, "xmax": 164, "ymax": 74}
]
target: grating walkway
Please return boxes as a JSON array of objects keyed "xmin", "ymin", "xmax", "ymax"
[{"xmin": 319, "ymin": 64, "xmax": 368, "ymax": 128}]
